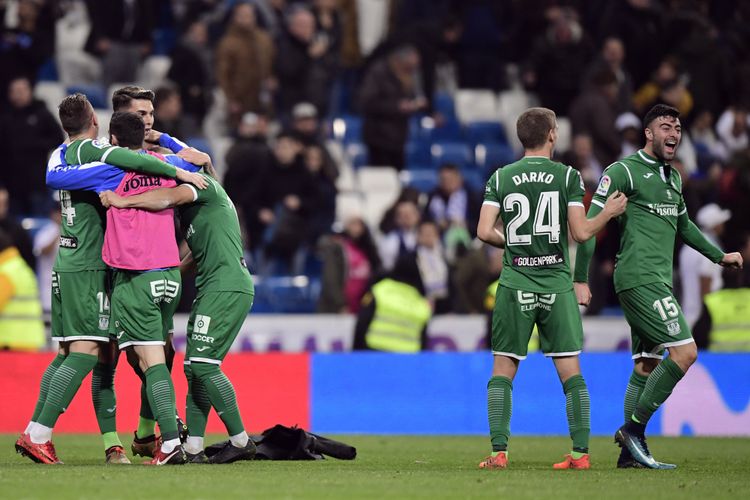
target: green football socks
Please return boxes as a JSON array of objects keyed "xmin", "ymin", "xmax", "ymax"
[
  {"xmin": 623, "ymin": 371, "xmax": 648, "ymax": 424},
  {"xmin": 191, "ymin": 362, "xmax": 246, "ymax": 436},
  {"xmin": 185, "ymin": 364, "xmax": 211, "ymax": 438},
  {"xmin": 30, "ymin": 353, "xmax": 66, "ymax": 423},
  {"xmin": 487, "ymin": 376, "xmax": 512, "ymax": 452},
  {"xmin": 633, "ymin": 358, "xmax": 684, "ymax": 425},
  {"xmin": 37, "ymin": 352, "xmax": 98, "ymax": 428},
  {"xmin": 563, "ymin": 375, "xmax": 590, "ymax": 453},
  {"xmin": 91, "ymin": 361, "xmax": 123, "ymax": 450},
  {"xmin": 144, "ymin": 364, "xmax": 179, "ymax": 442}
]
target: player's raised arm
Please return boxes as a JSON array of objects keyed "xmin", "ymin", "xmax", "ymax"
[
  {"xmin": 100, "ymin": 184, "xmax": 198, "ymax": 211},
  {"xmin": 568, "ymin": 191, "xmax": 627, "ymax": 243},
  {"xmin": 676, "ymin": 205, "xmax": 742, "ymax": 268}
]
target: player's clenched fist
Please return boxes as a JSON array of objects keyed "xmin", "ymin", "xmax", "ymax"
[
  {"xmin": 603, "ymin": 190, "xmax": 627, "ymax": 217},
  {"xmin": 99, "ymin": 190, "xmax": 123, "ymax": 208},
  {"xmin": 720, "ymin": 252, "xmax": 744, "ymax": 269}
]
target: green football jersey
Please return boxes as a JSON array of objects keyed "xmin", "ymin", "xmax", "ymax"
[
  {"xmin": 590, "ymin": 149, "xmax": 688, "ymax": 292},
  {"xmin": 484, "ymin": 156, "xmax": 585, "ymax": 293},
  {"xmin": 179, "ymin": 174, "xmax": 254, "ymax": 294},
  {"xmin": 54, "ymin": 138, "xmax": 121, "ymax": 272}
]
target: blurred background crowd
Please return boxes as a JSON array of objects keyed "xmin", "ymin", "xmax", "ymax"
[{"xmin": 1, "ymin": 0, "xmax": 750, "ymax": 333}]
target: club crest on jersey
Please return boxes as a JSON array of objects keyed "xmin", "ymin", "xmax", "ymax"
[
  {"xmin": 666, "ymin": 189, "xmax": 673, "ymax": 200},
  {"xmin": 596, "ymin": 175, "xmax": 611, "ymax": 196},
  {"xmin": 666, "ymin": 320, "xmax": 681, "ymax": 336},
  {"xmin": 92, "ymin": 137, "xmax": 111, "ymax": 149}
]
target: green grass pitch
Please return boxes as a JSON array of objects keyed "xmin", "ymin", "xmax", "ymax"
[{"xmin": 1, "ymin": 435, "xmax": 748, "ymax": 499}]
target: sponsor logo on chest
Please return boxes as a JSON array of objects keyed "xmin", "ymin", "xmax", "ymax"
[
  {"xmin": 513, "ymin": 253, "xmax": 564, "ymax": 267},
  {"xmin": 123, "ymin": 175, "xmax": 163, "ymax": 193},
  {"xmin": 647, "ymin": 203, "xmax": 679, "ymax": 217}
]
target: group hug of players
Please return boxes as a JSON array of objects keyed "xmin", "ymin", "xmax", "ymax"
[{"xmin": 15, "ymin": 86, "xmax": 255, "ymax": 465}]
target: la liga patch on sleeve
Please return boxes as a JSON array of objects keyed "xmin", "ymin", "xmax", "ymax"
[{"xmin": 595, "ymin": 175, "xmax": 611, "ymax": 196}]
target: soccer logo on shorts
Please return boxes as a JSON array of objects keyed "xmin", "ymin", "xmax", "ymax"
[
  {"xmin": 596, "ymin": 175, "xmax": 611, "ymax": 196},
  {"xmin": 194, "ymin": 314, "xmax": 211, "ymax": 334}
]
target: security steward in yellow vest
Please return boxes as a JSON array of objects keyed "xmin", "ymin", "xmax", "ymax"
[
  {"xmin": 705, "ymin": 288, "xmax": 750, "ymax": 351},
  {"xmin": 353, "ymin": 256, "xmax": 432, "ymax": 352},
  {"xmin": 0, "ymin": 229, "xmax": 45, "ymax": 351}
]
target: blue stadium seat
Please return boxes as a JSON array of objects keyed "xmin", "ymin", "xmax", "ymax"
[
  {"xmin": 430, "ymin": 118, "xmax": 463, "ymax": 142},
  {"xmin": 36, "ymin": 58, "xmax": 58, "ymax": 82},
  {"xmin": 431, "ymin": 142, "xmax": 473, "ymax": 169},
  {"xmin": 401, "ymin": 168, "xmax": 437, "ymax": 193},
  {"xmin": 405, "ymin": 140, "xmax": 431, "ymax": 166},
  {"xmin": 331, "ymin": 115, "xmax": 362, "ymax": 144},
  {"xmin": 465, "ymin": 122, "xmax": 508, "ymax": 147},
  {"xmin": 475, "ymin": 143, "xmax": 516, "ymax": 173},
  {"xmin": 67, "ymin": 84, "xmax": 107, "ymax": 109},
  {"xmin": 433, "ymin": 92, "xmax": 456, "ymax": 121},
  {"xmin": 252, "ymin": 276, "xmax": 321, "ymax": 314},
  {"xmin": 184, "ymin": 137, "xmax": 212, "ymax": 157},
  {"xmin": 460, "ymin": 169, "xmax": 485, "ymax": 192}
]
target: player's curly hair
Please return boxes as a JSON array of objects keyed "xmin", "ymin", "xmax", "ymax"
[
  {"xmin": 643, "ymin": 104, "xmax": 680, "ymax": 129},
  {"xmin": 58, "ymin": 93, "xmax": 93, "ymax": 136},
  {"xmin": 112, "ymin": 86, "xmax": 155, "ymax": 111}
]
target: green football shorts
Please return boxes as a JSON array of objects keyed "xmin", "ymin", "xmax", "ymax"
[
  {"xmin": 185, "ymin": 291, "xmax": 254, "ymax": 365},
  {"xmin": 50, "ymin": 270, "xmax": 111, "ymax": 343},
  {"xmin": 110, "ymin": 269, "xmax": 181, "ymax": 349},
  {"xmin": 618, "ymin": 283, "xmax": 694, "ymax": 360},
  {"xmin": 491, "ymin": 286, "xmax": 583, "ymax": 359}
]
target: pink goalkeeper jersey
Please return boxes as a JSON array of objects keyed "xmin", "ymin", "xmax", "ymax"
[{"xmin": 102, "ymin": 153, "xmax": 179, "ymax": 270}]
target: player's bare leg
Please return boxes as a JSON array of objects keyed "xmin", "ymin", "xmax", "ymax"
[
  {"xmin": 551, "ymin": 356, "xmax": 590, "ymax": 470},
  {"xmin": 479, "ymin": 355, "xmax": 518, "ymax": 469}
]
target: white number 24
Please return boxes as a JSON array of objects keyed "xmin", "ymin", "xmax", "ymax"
[{"xmin": 502, "ymin": 191, "xmax": 561, "ymax": 246}]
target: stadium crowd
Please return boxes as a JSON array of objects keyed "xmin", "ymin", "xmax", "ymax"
[{"xmin": 1, "ymin": 0, "xmax": 750, "ymax": 331}]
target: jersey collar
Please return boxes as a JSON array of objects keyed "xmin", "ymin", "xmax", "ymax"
[{"xmin": 637, "ymin": 149, "xmax": 659, "ymax": 165}]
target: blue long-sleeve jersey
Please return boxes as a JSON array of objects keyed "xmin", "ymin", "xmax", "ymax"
[{"xmin": 46, "ymin": 133, "xmax": 197, "ymax": 193}]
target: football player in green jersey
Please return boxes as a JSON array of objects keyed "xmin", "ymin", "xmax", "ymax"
[
  {"xmin": 16, "ymin": 94, "xmax": 205, "ymax": 465},
  {"xmin": 99, "ymin": 137, "xmax": 256, "ymax": 464},
  {"xmin": 574, "ymin": 104, "xmax": 743, "ymax": 469},
  {"xmin": 477, "ymin": 107, "xmax": 627, "ymax": 470}
]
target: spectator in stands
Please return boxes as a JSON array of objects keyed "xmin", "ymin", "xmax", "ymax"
[
  {"xmin": 359, "ymin": 45, "xmax": 426, "ymax": 170},
  {"xmin": 416, "ymin": 220, "xmax": 450, "ymax": 314},
  {"xmin": 561, "ymin": 134, "xmax": 603, "ymax": 188},
  {"xmin": 599, "ymin": 0, "xmax": 665, "ymax": 88},
  {"xmin": 289, "ymin": 102, "xmax": 338, "ymax": 180},
  {"xmin": 84, "ymin": 0, "xmax": 155, "ymax": 86},
  {"xmin": 0, "ymin": 0, "xmax": 55, "ymax": 109},
  {"xmin": 257, "ymin": 132, "xmax": 320, "ymax": 273},
  {"xmin": 32, "ymin": 200, "xmax": 60, "ymax": 316},
  {"xmin": 633, "ymin": 56, "xmax": 693, "ymax": 116},
  {"xmin": 352, "ymin": 255, "xmax": 431, "ymax": 352},
  {"xmin": 691, "ymin": 110, "xmax": 728, "ymax": 166},
  {"xmin": 715, "ymin": 106, "xmax": 749, "ymax": 155},
  {"xmin": 583, "ymin": 37, "xmax": 634, "ymax": 114},
  {"xmin": 378, "ymin": 187, "xmax": 422, "ymax": 235},
  {"xmin": 167, "ymin": 19, "xmax": 213, "ymax": 125},
  {"xmin": 216, "ymin": 2, "xmax": 275, "ymax": 123},
  {"xmin": 679, "ymin": 204, "xmax": 730, "ymax": 332},
  {"xmin": 523, "ymin": 8, "xmax": 594, "ymax": 115},
  {"xmin": 0, "ymin": 227, "xmax": 45, "ymax": 351},
  {"xmin": 318, "ymin": 216, "xmax": 381, "ymax": 313},
  {"xmin": 153, "ymin": 86, "xmax": 200, "ymax": 140},
  {"xmin": 615, "ymin": 112, "xmax": 642, "ymax": 158},
  {"xmin": 378, "ymin": 199, "xmax": 420, "ymax": 271},
  {"xmin": 0, "ymin": 186, "xmax": 35, "ymax": 272},
  {"xmin": 275, "ymin": 4, "xmax": 337, "ymax": 118},
  {"xmin": 0, "ymin": 76, "xmax": 63, "ymax": 215},
  {"xmin": 723, "ymin": 233, "xmax": 750, "ymax": 289},
  {"xmin": 224, "ymin": 112, "xmax": 273, "ymax": 251},
  {"xmin": 569, "ymin": 69, "xmax": 621, "ymax": 168},
  {"xmin": 425, "ymin": 164, "xmax": 480, "ymax": 240},
  {"xmin": 303, "ymin": 144, "xmax": 336, "ymax": 245}
]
